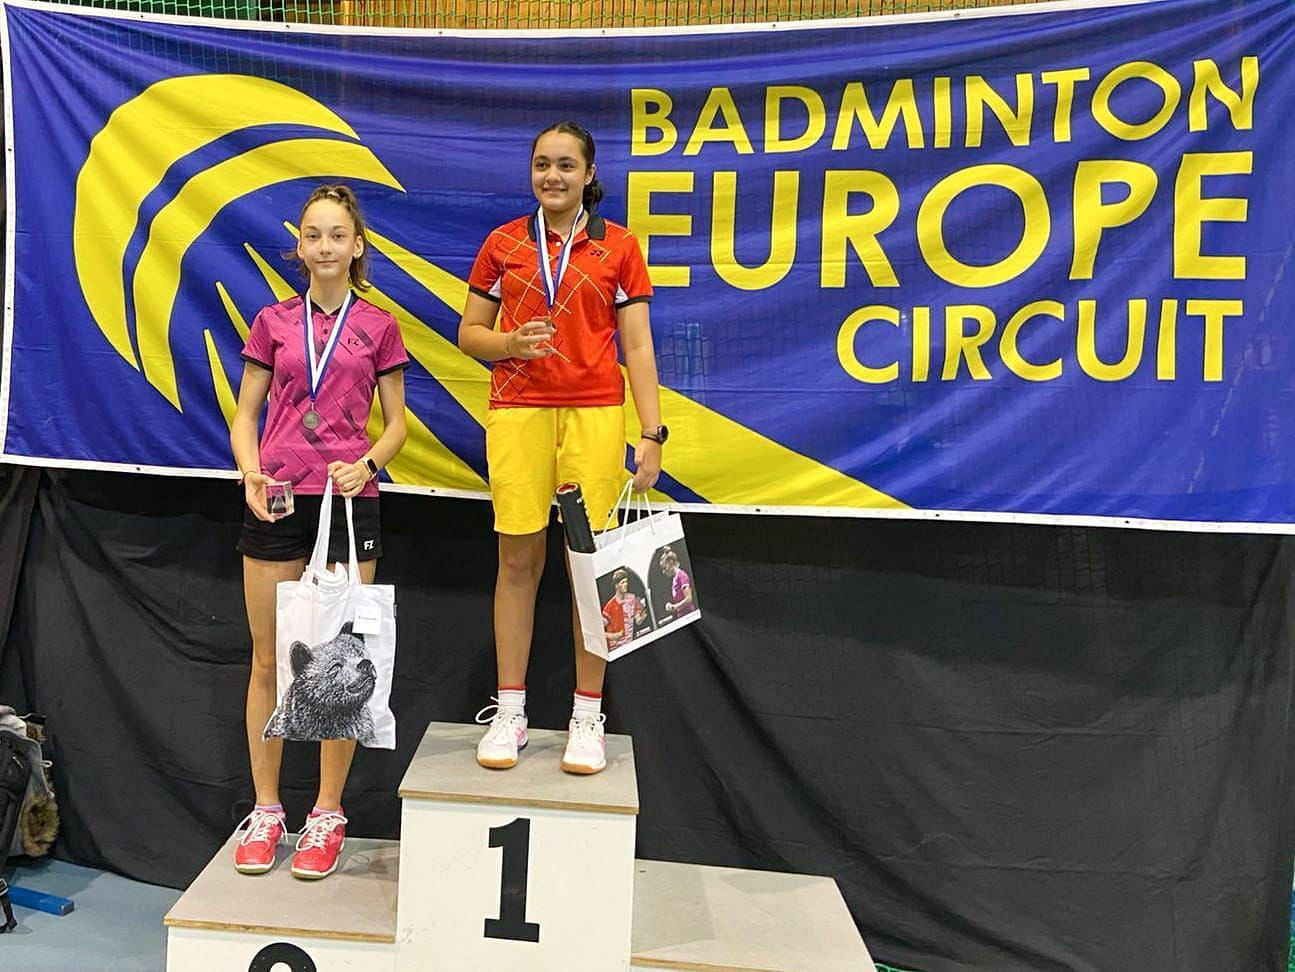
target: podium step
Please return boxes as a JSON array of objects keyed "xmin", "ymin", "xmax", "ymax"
[
  {"xmin": 629, "ymin": 860, "xmax": 875, "ymax": 972},
  {"xmin": 165, "ymin": 727, "xmax": 873, "ymax": 971},
  {"xmin": 399, "ymin": 721, "xmax": 638, "ymax": 815},
  {"xmin": 165, "ymin": 833, "xmax": 399, "ymax": 942},
  {"xmin": 396, "ymin": 721, "xmax": 639, "ymax": 969}
]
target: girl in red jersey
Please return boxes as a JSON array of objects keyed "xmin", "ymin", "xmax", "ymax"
[
  {"xmin": 458, "ymin": 122, "xmax": 666, "ymax": 775},
  {"xmin": 229, "ymin": 185, "xmax": 409, "ymax": 879}
]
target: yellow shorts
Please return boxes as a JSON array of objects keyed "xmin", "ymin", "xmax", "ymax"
[{"xmin": 485, "ymin": 405, "xmax": 627, "ymax": 536}]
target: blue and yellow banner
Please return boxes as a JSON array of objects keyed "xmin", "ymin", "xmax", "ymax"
[{"xmin": 2, "ymin": 0, "xmax": 1292, "ymax": 528}]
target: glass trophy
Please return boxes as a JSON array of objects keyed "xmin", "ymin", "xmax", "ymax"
[{"xmin": 266, "ymin": 480, "xmax": 295, "ymax": 518}]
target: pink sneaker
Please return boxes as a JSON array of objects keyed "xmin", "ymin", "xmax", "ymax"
[
  {"xmin": 291, "ymin": 810, "xmax": 347, "ymax": 880},
  {"xmin": 233, "ymin": 808, "xmax": 286, "ymax": 874}
]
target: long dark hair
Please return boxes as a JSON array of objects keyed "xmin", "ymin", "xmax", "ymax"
[
  {"xmin": 290, "ymin": 183, "xmax": 370, "ymax": 291},
  {"xmin": 531, "ymin": 121, "xmax": 605, "ymax": 213}
]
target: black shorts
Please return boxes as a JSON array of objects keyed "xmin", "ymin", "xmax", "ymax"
[{"xmin": 237, "ymin": 495, "xmax": 383, "ymax": 562}]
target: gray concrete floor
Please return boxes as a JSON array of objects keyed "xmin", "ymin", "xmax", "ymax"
[{"xmin": 2, "ymin": 857, "xmax": 180, "ymax": 971}]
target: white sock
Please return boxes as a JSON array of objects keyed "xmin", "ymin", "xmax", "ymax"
[
  {"xmin": 572, "ymin": 691, "xmax": 602, "ymax": 720},
  {"xmin": 497, "ymin": 688, "xmax": 526, "ymax": 716}
]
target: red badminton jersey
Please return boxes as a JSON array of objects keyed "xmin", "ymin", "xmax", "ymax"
[
  {"xmin": 241, "ymin": 294, "xmax": 409, "ymax": 496},
  {"xmin": 468, "ymin": 212, "xmax": 653, "ymax": 408}
]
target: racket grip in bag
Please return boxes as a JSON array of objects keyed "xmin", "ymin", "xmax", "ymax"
[{"xmin": 555, "ymin": 482, "xmax": 597, "ymax": 553}]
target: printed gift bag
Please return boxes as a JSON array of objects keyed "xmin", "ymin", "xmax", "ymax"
[
  {"xmin": 569, "ymin": 483, "xmax": 701, "ymax": 662},
  {"xmin": 263, "ymin": 482, "xmax": 396, "ymax": 749}
]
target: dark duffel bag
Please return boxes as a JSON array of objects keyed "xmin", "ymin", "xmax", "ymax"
[{"xmin": 0, "ymin": 731, "xmax": 31, "ymax": 932}]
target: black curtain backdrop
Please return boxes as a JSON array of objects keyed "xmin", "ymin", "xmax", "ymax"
[{"xmin": 0, "ymin": 465, "xmax": 1291, "ymax": 971}]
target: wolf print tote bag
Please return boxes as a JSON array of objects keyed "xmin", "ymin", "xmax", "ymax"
[{"xmin": 263, "ymin": 482, "xmax": 397, "ymax": 749}]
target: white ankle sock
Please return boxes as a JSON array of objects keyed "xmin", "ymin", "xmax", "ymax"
[
  {"xmin": 497, "ymin": 687, "xmax": 526, "ymax": 715},
  {"xmin": 572, "ymin": 691, "xmax": 602, "ymax": 720}
]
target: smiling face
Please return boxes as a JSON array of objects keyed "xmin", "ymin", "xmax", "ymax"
[
  {"xmin": 296, "ymin": 198, "xmax": 364, "ymax": 286},
  {"xmin": 530, "ymin": 130, "xmax": 594, "ymax": 218}
]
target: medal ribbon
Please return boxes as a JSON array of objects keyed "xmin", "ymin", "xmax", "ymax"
[
  {"xmin": 534, "ymin": 204, "xmax": 584, "ymax": 311},
  {"xmin": 302, "ymin": 290, "xmax": 354, "ymax": 407}
]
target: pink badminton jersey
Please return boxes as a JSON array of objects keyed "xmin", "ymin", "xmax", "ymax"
[
  {"xmin": 671, "ymin": 569, "xmax": 696, "ymax": 616},
  {"xmin": 241, "ymin": 294, "xmax": 409, "ymax": 497}
]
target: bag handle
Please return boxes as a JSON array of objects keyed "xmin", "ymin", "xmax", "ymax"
[
  {"xmin": 306, "ymin": 480, "xmax": 361, "ymax": 585},
  {"xmin": 343, "ymin": 495, "xmax": 360, "ymax": 585},
  {"xmin": 636, "ymin": 488, "xmax": 656, "ymax": 523},
  {"xmin": 598, "ymin": 479, "xmax": 636, "ymax": 537},
  {"xmin": 307, "ymin": 478, "xmax": 335, "ymax": 576},
  {"xmin": 622, "ymin": 483, "xmax": 657, "ymax": 529},
  {"xmin": 622, "ymin": 490, "xmax": 660, "ymax": 552},
  {"xmin": 597, "ymin": 480, "xmax": 662, "ymax": 560}
]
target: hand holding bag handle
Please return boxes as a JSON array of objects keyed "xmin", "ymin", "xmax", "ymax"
[
  {"xmin": 305, "ymin": 478, "xmax": 361, "ymax": 587},
  {"xmin": 597, "ymin": 479, "xmax": 660, "ymax": 559}
]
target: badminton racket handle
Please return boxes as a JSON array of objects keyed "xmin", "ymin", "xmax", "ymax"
[{"xmin": 555, "ymin": 483, "xmax": 596, "ymax": 553}]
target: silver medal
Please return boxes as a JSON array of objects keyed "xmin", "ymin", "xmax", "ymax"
[{"xmin": 302, "ymin": 292, "xmax": 353, "ymax": 430}]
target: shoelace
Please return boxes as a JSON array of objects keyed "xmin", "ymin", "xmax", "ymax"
[
  {"xmin": 235, "ymin": 809, "xmax": 284, "ymax": 847},
  {"xmin": 569, "ymin": 712, "xmax": 606, "ymax": 747},
  {"xmin": 475, "ymin": 699, "xmax": 524, "ymax": 742},
  {"xmin": 295, "ymin": 811, "xmax": 348, "ymax": 853}
]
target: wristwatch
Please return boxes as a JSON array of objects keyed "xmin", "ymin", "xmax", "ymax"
[
  {"xmin": 641, "ymin": 425, "xmax": 669, "ymax": 444},
  {"xmin": 363, "ymin": 457, "xmax": 379, "ymax": 479}
]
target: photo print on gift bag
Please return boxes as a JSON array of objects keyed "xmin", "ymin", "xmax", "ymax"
[
  {"xmin": 596, "ymin": 566, "xmax": 655, "ymax": 652},
  {"xmin": 649, "ymin": 542, "xmax": 699, "ymax": 627},
  {"xmin": 263, "ymin": 622, "xmax": 379, "ymax": 746}
]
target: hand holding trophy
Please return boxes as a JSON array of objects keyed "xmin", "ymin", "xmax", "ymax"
[{"xmin": 504, "ymin": 319, "xmax": 560, "ymax": 360}]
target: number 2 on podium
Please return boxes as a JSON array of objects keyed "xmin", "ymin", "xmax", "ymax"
[{"xmin": 484, "ymin": 817, "xmax": 541, "ymax": 943}]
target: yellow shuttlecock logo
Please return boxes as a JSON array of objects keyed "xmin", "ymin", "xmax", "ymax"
[{"xmin": 73, "ymin": 73, "xmax": 403, "ymax": 412}]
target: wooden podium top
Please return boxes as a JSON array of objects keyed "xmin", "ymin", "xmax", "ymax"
[
  {"xmin": 164, "ymin": 835, "xmax": 399, "ymax": 943},
  {"xmin": 398, "ymin": 721, "xmax": 639, "ymax": 816},
  {"xmin": 630, "ymin": 860, "xmax": 875, "ymax": 972}
]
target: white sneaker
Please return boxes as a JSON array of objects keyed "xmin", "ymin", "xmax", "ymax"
[
  {"xmin": 475, "ymin": 699, "xmax": 528, "ymax": 769},
  {"xmin": 561, "ymin": 712, "xmax": 607, "ymax": 775}
]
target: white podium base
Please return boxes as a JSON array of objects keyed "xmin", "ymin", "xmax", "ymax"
[{"xmin": 395, "ymin": 722, "xmax": 638, "ymax": 970}]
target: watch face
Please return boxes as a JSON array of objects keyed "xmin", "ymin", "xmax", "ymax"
[{"xmin": 658, "ymin": 424, "xmax": 669, "ymax": 443}]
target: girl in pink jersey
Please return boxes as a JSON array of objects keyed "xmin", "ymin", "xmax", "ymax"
[
  {"xmin": 660, "ymin": 548, "xmax": 695, "ymax": 619},
  {"xmin": 229, "ymin": 185, "xmax": 409, "ymax": 880}
]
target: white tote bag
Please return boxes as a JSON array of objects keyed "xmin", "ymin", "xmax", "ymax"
[
  {"xmin": 263, "ymin": 483, "xmax": 397, "ymax": 749},
  {"xmin": 570, "ymin": 482, "xmax": 701, "ymax": 662}
]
